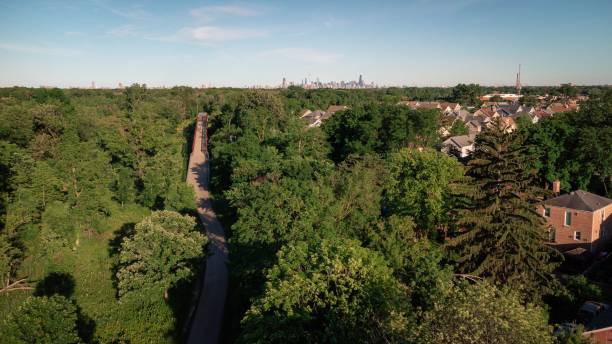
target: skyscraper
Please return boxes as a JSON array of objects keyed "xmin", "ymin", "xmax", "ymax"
[{"xmin": 358, "ymin": 74, "xmax": 364, "ymax": 88}]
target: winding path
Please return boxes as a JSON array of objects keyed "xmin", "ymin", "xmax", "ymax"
[{"xmin": 186, "ymin": 113, "xmax": 228, "ymax": 344}]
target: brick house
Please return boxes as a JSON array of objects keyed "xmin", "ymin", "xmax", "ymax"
[{"xmin": 539, "ymin": 189, "xmax": 612, "ymax": 253}]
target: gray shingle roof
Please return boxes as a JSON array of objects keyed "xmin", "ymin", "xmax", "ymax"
[
  {"xmin": 444, "ymin": 134, "xmax": 474, "ymax": 148},
  {"xmin": 544, "ymin": 190, "xmax": 612, "ymax": 212}
]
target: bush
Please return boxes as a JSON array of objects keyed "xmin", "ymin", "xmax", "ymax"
[{"xmin": 0, "ymin": 295, "xmax": 81, "ymax": 344}]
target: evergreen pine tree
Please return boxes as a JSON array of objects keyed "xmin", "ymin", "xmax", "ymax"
[{"xmin": 448, "ymin": 118, "xmax": 561, "ymax": 299}]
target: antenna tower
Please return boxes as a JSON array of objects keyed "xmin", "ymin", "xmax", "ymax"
[{"xmin": 515, "ymin": 64, "xmax": 522, "ymax": 95}]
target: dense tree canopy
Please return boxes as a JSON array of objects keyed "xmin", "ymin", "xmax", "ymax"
[
  {"xmin": 239, "ymin": 239, "xmax": 413, "ymax": 344},
  {"xmin": 2, "ymin": 84, "xmax": 608, "ymax": 343},
  {"xmin": 418, "ymin": 282, "xmax": 553, "ymax": 344},
  {"xmin": 322, "ymin": 104, "xmax": 440, "ymax": 162},
  {"xmin": 520, "ymin": 89, "xmax": 612, "ymax": 196},
  {"xmin": 385, "ymin": 148, "xmax": 464, "ymax": 235},
  {"xmin": 0, "ymin": 86, "xmax": 202, "ymax": 342}
]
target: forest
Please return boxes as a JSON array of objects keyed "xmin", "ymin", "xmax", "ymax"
[{"xmin": 0, "ymin": 84, "xmax": 611, "ymax": 343}]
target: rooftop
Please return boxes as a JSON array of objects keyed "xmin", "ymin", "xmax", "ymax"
[{"xmin": 544, "ymin": 190, "xmax": 612, "ymax": 212}]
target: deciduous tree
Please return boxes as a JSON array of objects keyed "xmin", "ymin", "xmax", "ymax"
[
  {"xmin": 0, "ymin": 295, "xmax": 81, "ymax": 344},
  {"xmin": 239, "ymin": 239, "xmax": 413, "ymax": 343},
  {"xmin": 116, "ymin": 211, "xmax": 206, "ymax": 297}
]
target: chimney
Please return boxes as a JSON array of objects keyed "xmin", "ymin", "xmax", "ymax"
[{"xmin": 552, "ymin": 180, "xmax": 561, "ymax": 194}]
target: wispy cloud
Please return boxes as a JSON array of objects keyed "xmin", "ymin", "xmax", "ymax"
[
  {"xmin": 412, "ymin": 0, "xmax": 491, "ymax": 15},
  {"xmin": 107, "ymin": 24, "xmax": 138, "ymax": 37},
  {"xmin": 258, "ymin": 48, "xmax": 343, "ymax": 64},
  {"xmin": 190, "ymin": 4, "xmax": 260, "ymax": 21},
  {"xmin": 64, "ymin": 31, "xmax": 85, "ymax": 37},
  {"xmin": 179, "ymin": 26, "xmax": 268, "ymax": 43},
  {"xmin": 0, "ymin": 43, "xmax": 83, "ymax": 56},
  {"xmin": 94, "ymin": 0, "xmax": 152, "ymax": 19},
  {"xmin": 321, "ymin": 14, "xmax": 348, "ymax": 29}
]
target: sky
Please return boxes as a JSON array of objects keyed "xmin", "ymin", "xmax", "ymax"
[{"xmin": 1, "ymin": 0, "xmax": 611, "ymax": 88}]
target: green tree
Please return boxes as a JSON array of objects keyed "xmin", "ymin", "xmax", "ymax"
[
  {"xmin": 555, "ymin": 325, "xmax": 593, "ymax": 344},
  {"xmin": 489, "ymin": 95, "xmax": 504, "ymax": 103},
  {"xmin": 116, "ymin": 211, "xmax": 206, "ymax": 297},
  {"xmin": 323, "ymin": 104, "xmax": 439, "ymax": 162},
  {"xmin": 450, "ymin": 84, "xmax": 482, "ymax": 106},
  {"xmin": 0, "ymin": 234, "xmax": 22, "ymax": 292},
  {"xmin": 113, "ymin": 167, "xmax": 136, "ymax": 206},
  {"xmin": 164, "ymin": 180, "xmax": 196, "ymax": 212},
  {"xmin": 559, "ymin": 84, "xmax": 578, "ymax": 99},
  {"xmin": 0, "ymin": 295, "xmax": 81, "ymax": 344},
  {"xmin": 448, "ymin": 119, "xmax": 561, "ymax": 299},
  {"xmin": 239, "ymin": 238, "xmax": 413, "ymax": 343},
  {"xmin": 418, "ymin": 282, "xmax": 553, "ymax": 344},
  {"xmin": 448, "ymin": 119, "xmax": 469, "ymax": 136},
  {"xmin": 521, "ymin": 92, "xmax": 612, "ymax": 196},
  {"xmin": 385, "ymin": 148, "xmax": 464, "ymax": 235},
  {"xmin": 521, "ymin": 94, "xmax": 538, "ymax": 107},
  {"xmin": 327, "ymin": 155, "xmax": 388, "ymax": 243},
  {"xmin": 370, "ymin": 215, "xmax": 453, "ymax": 311}
]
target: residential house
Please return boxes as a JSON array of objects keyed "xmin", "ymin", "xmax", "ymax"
[
  {"xmin": 450, "ymin": 109, "xmax": 471, "ymax": 122},
  {"xmin": 326, "ymin": 105, "xmax": 349, "ymax": 115},
  {"xmin": 583, "ymin": 307, "xmax": 612, "ymax": 344},
  {"xmin": 397, "ymin": 100, "xmax": 419, "ymax": 108},
  {"xmin": 533, "ymin": 108, "xmax": 554, "ymax": 120},
  {"xmin": 547, "ymin": 102, "xmax": 578, "ymax": 114},
  {"xmin": 442, "ymin": 134, "xmax": 476, "ymax": 158},
  {"xmin": 439, "ymin": 102, "xmax": 461, "ymax": 114},
  {"xmin": 466, "ymin": 119, "xmax": 483, "ymax": 135},
  {"xmin": 299, "ymin": 105, "xmax": 348, "ymax": 128},
  {"xmin": 496, "ymin": 103, "xmax": 523, "ymax": 117},
  {"xmin": 499, "ymin": 117, "xmax": 517, "ymax": 132},
  {"xmin": 480, "ymin": 93, "xmax": 522, "ymax": 102},
  {"xmin": 399, "ymin": 101, "xmax": 442, "ymax": 110},
  {"xmin": 473, "ymin": 107, "xmax": 499, "ymax": 119},
  {"xmin": 514, "ymin": 110, "xmax": 540, "ymax": 124},
  {"xmin": 539, "ymin": 188, "xmax": 612, "ymax": 253},
  {"xmin": 300, "ymin": 109, "xmax": 326, "ymax": 128},
  {"xmin": 299, "ymin": 109, "xmax": 312, "ymax": 118}
]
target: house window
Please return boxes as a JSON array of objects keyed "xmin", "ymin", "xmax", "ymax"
[
  {"xmin": 564, "ymin": 211, "xmax": 572, "ymax": 226},
  {"xmin": 549, "ymin": 228, "xmax": 556, "ymax": 243},
  {"xmin": 574, "ymin": 231, "xmax": 581, "ymax": 241},
  {"xmin": 544, "ymin": 208, "xmax": 551, "ymax": 217}
]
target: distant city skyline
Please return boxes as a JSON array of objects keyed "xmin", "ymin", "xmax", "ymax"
[{"xmin": 1, "ymin": 0, "xmax": 612, "ymax": 88}]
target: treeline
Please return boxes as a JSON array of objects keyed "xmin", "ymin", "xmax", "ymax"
[
  {"xmin": 0, "ymin": 85, "xmax": 609, "ymax": 343},
  {"xmin": 207, "ymin": 89, "xmax": 611, "ymax": 343},
  {"xmin": 278, "ymin": 84, "xmax": 610, "ymax": 112},
  {"xmin": 0, "ymin": 86, "xmax": 206, "ymax": 342}
]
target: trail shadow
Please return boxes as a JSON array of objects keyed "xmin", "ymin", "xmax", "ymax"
[
  {"xmin": 35, "ymin": 271, "xmax": 75, "ymax": 298},
  {"xmin": 166, "ymin": 262, "xmax": 205, "ymax": 343},
  {"xmin": 222, "ymin": 240, "xmax": 277, "ymax": 343},
  {"xmin": 76, "ymin": 305, "xmax": 96, "ymax": 343},
  {"xmin": 183, "ymin": 120, "xmax": 196, "ymax": 180},
  {"xmin": 192, "ymin": 161, "xmax": 210, "ymax": 192},
  {"xmin": 108, "ymin": 222, "xmax": 136, "ymax": 257},
  {"xmin": 108, "ymin": 222, "xmax": 136, "ymax": 293}
]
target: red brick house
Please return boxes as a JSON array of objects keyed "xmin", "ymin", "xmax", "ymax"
[
  {"xmin": 584, "ymin": 324, "xmax": 612, "ymax": 344},
  {"xmin": 539, "ymin": 190, "xmax": 612, "ymax": 253}
]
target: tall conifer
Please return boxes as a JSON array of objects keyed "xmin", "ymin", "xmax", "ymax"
[{"xmin": 448, "ymin": 118, "xmax": 561, "ymax": 299}]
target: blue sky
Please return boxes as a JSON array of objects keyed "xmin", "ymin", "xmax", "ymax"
[{"xmin": 1, "ymin": 0, "xmax": 611, "ymax": 87}]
